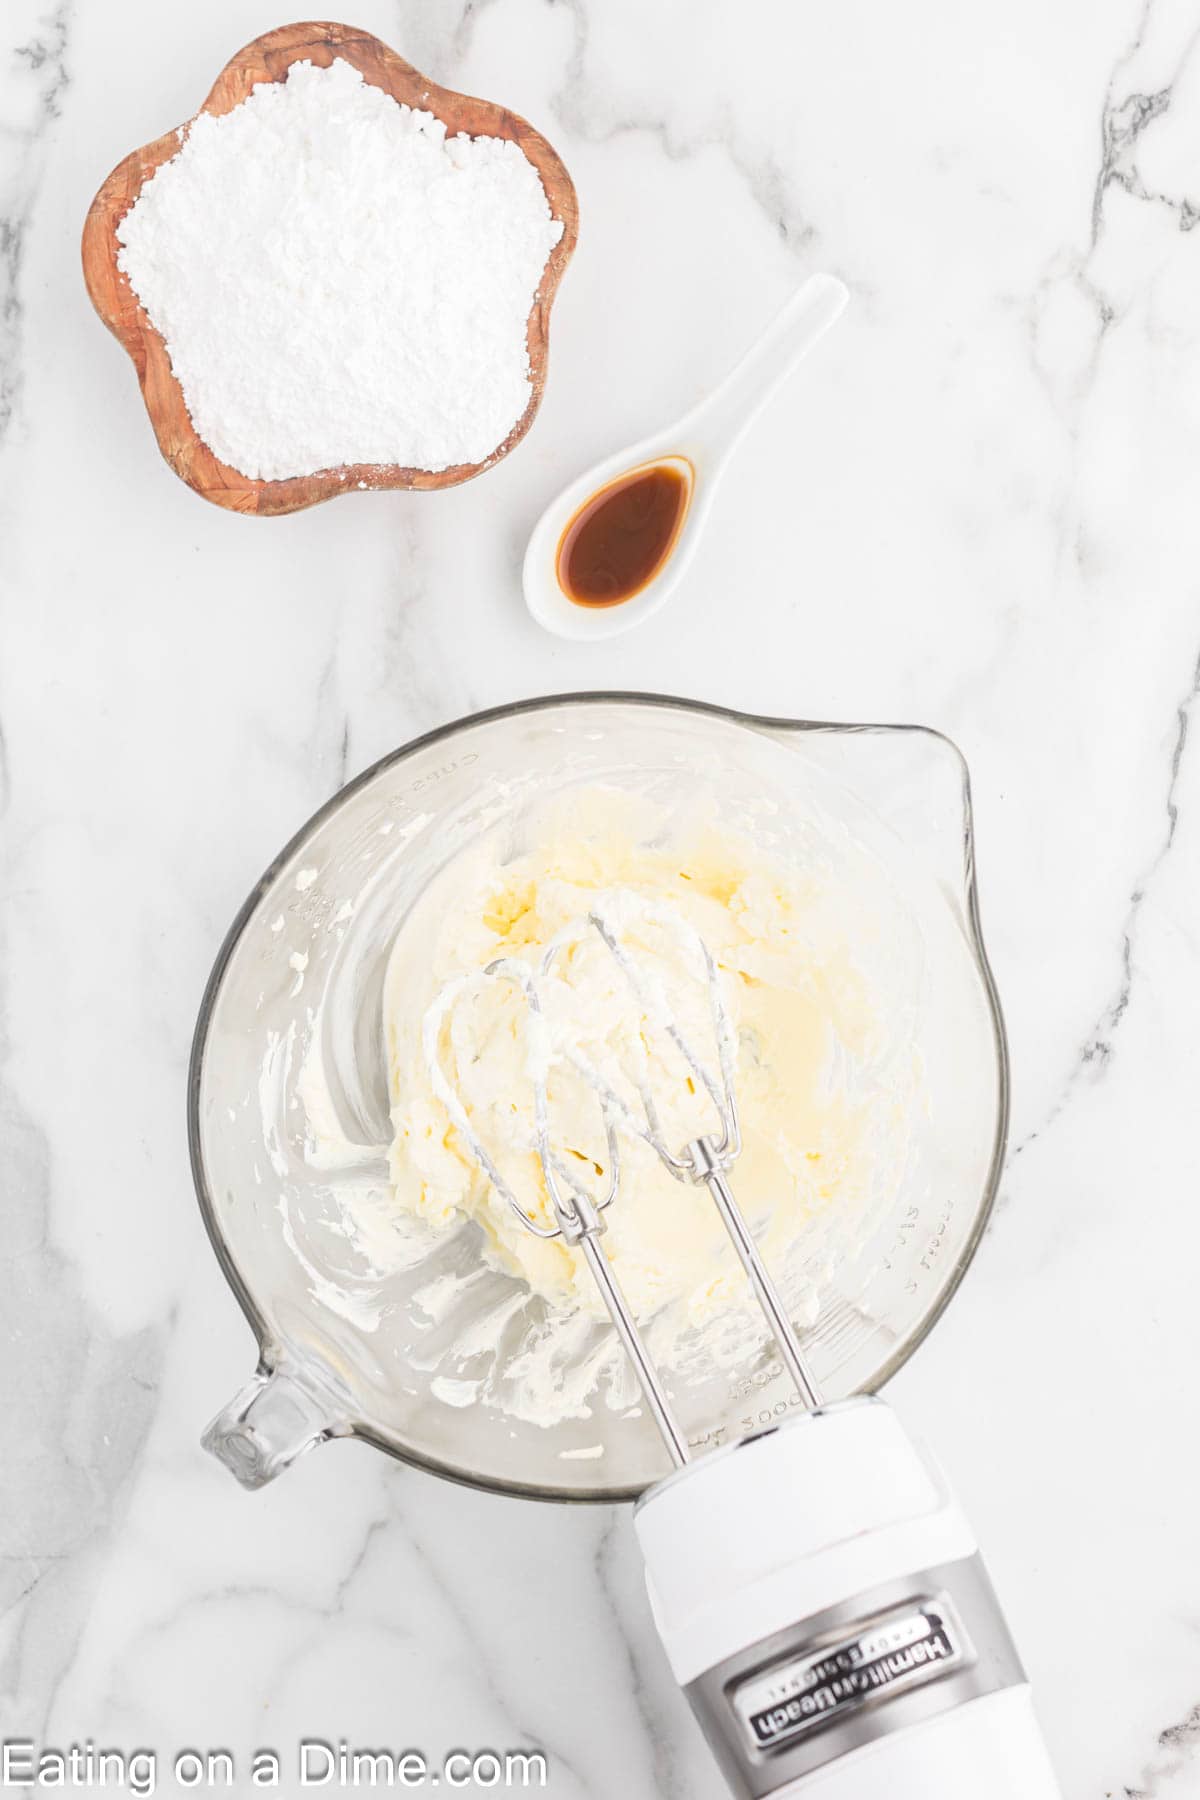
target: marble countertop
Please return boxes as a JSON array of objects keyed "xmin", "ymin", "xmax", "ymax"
[{"xmin": 4, "ymin": 0, "xmax": 1200, "ymax": 1794}]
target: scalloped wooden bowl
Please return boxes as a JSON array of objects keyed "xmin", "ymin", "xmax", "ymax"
[{"xmin": 81, "ymin": 21, "xmax": 579, "ymax": 517}]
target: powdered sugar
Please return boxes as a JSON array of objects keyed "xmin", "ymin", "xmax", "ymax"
[{"xmin": 115, "ymin": 58, "xmax": 565, "ymax": 481}]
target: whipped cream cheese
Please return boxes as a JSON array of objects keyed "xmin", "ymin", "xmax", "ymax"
[{"xmin": 378, "ymin": 786, "xmax": 922, "ymax": 1420}]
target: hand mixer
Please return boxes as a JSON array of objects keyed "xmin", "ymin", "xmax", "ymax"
[{"xmin": 427, "ymin": 894, "xmax": 1062, "ymax": 1800}]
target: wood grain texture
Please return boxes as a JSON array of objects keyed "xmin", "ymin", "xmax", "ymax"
[{"xmin": 80, "ymin": 21, "xmax": 579, "ymax": 517}]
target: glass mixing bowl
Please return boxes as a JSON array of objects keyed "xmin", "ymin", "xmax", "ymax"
[{"xmin": 191, "ymin": 693, "xmax": 1007, "ymax": 1499}]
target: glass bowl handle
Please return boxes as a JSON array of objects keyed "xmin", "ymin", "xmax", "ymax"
[{"xmin": 201, "ymin": 1360, "xmax": 351, "ymax": 1489}]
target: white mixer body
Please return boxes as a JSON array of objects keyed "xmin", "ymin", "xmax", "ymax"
[{"xmin": 634, "ymin": 1397, "xmax": 1061, "ymax": 1799}]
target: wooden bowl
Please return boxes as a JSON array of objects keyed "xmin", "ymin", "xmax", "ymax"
[{"xmin": 81, "ymin": 21, "xmax": 579, "ymax": 517}]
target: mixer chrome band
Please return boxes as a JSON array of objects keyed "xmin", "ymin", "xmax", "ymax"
[{"xmin": 683, "ymin": 1554, "xmax": 1025, "ymax": 1799}]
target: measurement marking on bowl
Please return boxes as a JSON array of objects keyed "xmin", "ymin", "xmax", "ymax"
[{"xmin": 410, "ymin": 752, "xmax": 479, "ymax": 793}]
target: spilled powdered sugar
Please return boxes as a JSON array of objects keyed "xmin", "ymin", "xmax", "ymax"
[{"xmin": 116, "ymin": 57, "xmax": 564, "ymax": 480}]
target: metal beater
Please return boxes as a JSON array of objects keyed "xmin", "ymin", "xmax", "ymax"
[{"xmin": 423, "ymin": 891, "xmax": 823, "ymax": 1466}]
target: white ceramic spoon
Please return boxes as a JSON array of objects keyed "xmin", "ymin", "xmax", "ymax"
[{"xmin": 523, "ymin": 271, "xmax": 848, "ymax": 641}]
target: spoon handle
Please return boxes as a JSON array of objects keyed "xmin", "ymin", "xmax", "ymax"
[{"xmin": 683, "ymin": 272, "xmax": 848, "ymax": 466}]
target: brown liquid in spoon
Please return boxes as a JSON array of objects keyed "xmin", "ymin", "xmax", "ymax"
[{"xmin": 557, "ymin": 461, "xmax": 692, "ymax": 607}]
